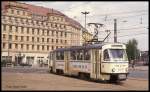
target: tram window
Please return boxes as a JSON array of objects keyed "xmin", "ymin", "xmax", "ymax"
[
  {"xmin": 56, "ymin": 52, "xmax": 64, "ymax": 60},
  {"xmin": 77, "ymin": 50, "xmax": 83, "ymax": 60},
  {"xmin": 60, "ymin": 52, "xmax": 64, "ymax": 60},
  {"xmin": 104, "ymin": 49, "xmax": 110, "ymax": 61},
  {"xmin": 56, "ymin": 52, "xmax": 60, "ymax": 60},
  {"xmin": 84, "ymin": 50, "xmax": 90, "ymax": 60},
  {"xmin": 71, "ymin": 51, "xmax": 76, "ymax": 60}
]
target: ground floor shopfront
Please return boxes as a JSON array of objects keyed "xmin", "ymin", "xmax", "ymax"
[{"xmin": 1, "ymin": 52, "xmax": 49, "ymax": 67}]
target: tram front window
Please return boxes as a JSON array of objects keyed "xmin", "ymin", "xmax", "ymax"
[{"xmin": 104, "ymin": 49, "xmax": 128, "ymax": 61}]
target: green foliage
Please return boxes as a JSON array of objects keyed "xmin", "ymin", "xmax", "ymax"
[{"xmin": 126, "ymin": 38, "xmax": 140, "ymax": 62}]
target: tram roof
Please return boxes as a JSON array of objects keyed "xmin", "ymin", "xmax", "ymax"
[
  {"xmin": 50, "ymin": 42, "xmax": 125, "ymax": 53},
  {"xmin": 52, "ymin": 43, "xmax": 105, "ymax": 52}
]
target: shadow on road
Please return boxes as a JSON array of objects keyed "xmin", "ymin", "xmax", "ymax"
[{"xmin": 48, "ymin": 71, "xmax": 125, "ymax": 85}]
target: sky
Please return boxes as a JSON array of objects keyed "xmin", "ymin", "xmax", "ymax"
[{"xmin": 22, "ymin": 1, "xmax": 149, "ymax": 51}]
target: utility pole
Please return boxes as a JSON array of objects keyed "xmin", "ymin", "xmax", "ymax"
[
  {"xmin": 114, "ymin": 19, "xmax": 117, "ymax": 43},
  {"xmin": 7, "ymin": 25, "xmax": 10, "ymax": 66},
  {"xmin": 105, "ymin": 30, "xmax": 110, "ymax": 42},
  {"xmin": 81, "ymin": 11, "xmax": 90, "ymax": 45},
  {"xmin": 81, "ymin": 11, "xmax": 90, "ymax": 29}
]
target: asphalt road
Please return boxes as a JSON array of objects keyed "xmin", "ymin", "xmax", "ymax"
[
  {"xmin": 2, "ymin": 66, "xmax": 148, "ymax": 80},
  {"xmin": 128, "ymin": 69, "xmax": 148, "ymax": 79},
  {"xmin": 2, "ymin": 67, "xmax": 49, "ymax": 74},
  {"xmin": 2, "ymin": 72, "xmax": 148, "ymax": 90},
  {"xmin": 2, "ymin": 66, "xmax": 148, "ymax": 90}
]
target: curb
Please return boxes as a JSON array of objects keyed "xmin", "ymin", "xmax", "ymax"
[
  {"xmin": 128, "ymin": 77, "xmax": 148, "ymax": 81},
  {"xmin": 129, "ymin": 68, "xmax": 148, "ymax": 71}
]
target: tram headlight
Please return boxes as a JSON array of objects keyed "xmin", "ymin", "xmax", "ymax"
[{"xmin": 112, "ymin": 68, "xmax": 115, "ymax": 72}]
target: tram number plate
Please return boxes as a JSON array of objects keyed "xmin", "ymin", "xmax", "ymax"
[{"xmin": 119, "ymin": 74, "xmax": 126, "ymax": 79}]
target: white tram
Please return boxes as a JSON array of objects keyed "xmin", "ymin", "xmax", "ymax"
[{"xmin": 48, "ymin": 43, "xmax": 129, "ymax": 82}]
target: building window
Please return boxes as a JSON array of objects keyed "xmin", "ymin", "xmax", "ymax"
[
  {"xmin": 16, "ymin": 26, "xmax": 18, "ymax": 33},
  {"xmin": 17, "ymin": 10, "xmax": 19, "ymax": 15},
  {"xmin": 60, "ymin": 32, "xmax": 63, "ymax": 37},
  {"xmin": 37, "ymin": 37, "xmax": 39, "ymax": 42},
  {"xmin": 3, "ymin": 43, "xmax": 6, "ymax": 49},
  {"xmin": 52, "ymin": 46, "xmax": 54, "ymax": 50},
  {"xmin": 21, "ymin": 44, "xmax": 23, "ymax": 49},
  {"xmin": 11, "ymin": 9, "xmax": 14, "ymax": 14},
  {"xmin": 15, "ymin": 18, "xmax": 18, "ymax": 23},
  {"xmin": 52, "ymin": 39, "xmax": 54, "ymax": 43},
  {"xmin": 56, "ymin": 31, "xmax": 58, "ymax": 37},
  {"xmin": 42, "ymin": 38, "xmax": 44, "ymax": 42},
  {"xmin": 65, "ymin": 32, "xmax": 67, "ymax": 37},
  {"xmin": 47, "ymin": 46, "xmax": 49, "ymax": 50},
  {"xmin": 9, "ymin": 43, "xmax": 12, "ymax": 49},
  {"xmin": 11, "ymin": 26, "xmax": 14, "ymax": 31},
  {"xmin": 47, "ymin": 30, "xmax": 49, "ymax": 36},
  {"xmin": 37, "ymin": 45, "xmax": 39, "ymax": 50},
  {"xmin": 13, "ymin": 26, "xmax": 16, "ymax": 32},
  {"xmin": 27, "ymin": 36, "xmax": 29, "ymax": 41},
  {"xmin": 47, "ymin": 38, "xmax": 49, "ymax": 42},
  {"xmin": 32, "ymin": 37, "xmax": 34, "ymax": 42},
  {"xmin": 42, "ymin": 45, "xmax": 44, "ymax": 50},
  {"xmin": 42, "ymin": 30, "xmax": 44, "ymax": 35},
  {"xmin": 27, "ymin": 44, "xmax": 29, "ymax": 50},
  {"xmin": 3, "ymin": 34, "xmax": 6, "ymax": 39},
  {"xmin": 21, "ymin": 36, "xmax": 24, "ymax": 41},
  {"xmin": 27, "ymin": 28, "xmax": 29, "ymax": 34},
  {"xmin": 37, "ymin": 29, "xmax": 39, "ymax": 35},
  {"xmin": 3, "ymin": 24, "xmax": 6, "ymax": 31},
  {"xmin": 9, "ymin": 25, "xmax": 12, "ymax": 32},
  {"xmin": 15, "ymin": 44, "xmax": 18, "ymax": 49},
  {"xmin": 21, "ymin": 27, "xmax": 24, "ymax": 33},
  {"xmin": 15, "ymin": 36, "xmax": 18, "ymax": 40},
  {"xmin": 51, "ymin": 31, "xmax": 54, "ymax": 36},
  {"xmin": 21, "ymin": 18, "xmax": 24, "ymax": 24},
  {"xmin": 65, "ymin": 40, "xmax": 67, "ymax": 44},
  {"xmin": 60, "ymin": 39, "xmax": 63, "ymax": 44},
  {"xmin": 9, "ymin": 35, "xmax": 12, "ymax": 40},
  {"xmin": 23, "ymin": 11, "xmax": 25, "ymax": 15},
  {"xmin": 56, "ymin": 39, "xmax": 58, "ymax": 43},
  {"xmin": 32, "ymin": 45, "xmax": 34, "ymax": 50},
  {"xmin": 32, "ymin": 28, "xmax": 34, "ymax": 34},
  {"xmin": 64, "ymin": 25, "xmax": 66, "ymax": 29}
]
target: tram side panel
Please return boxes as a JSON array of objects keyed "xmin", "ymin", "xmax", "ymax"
[{"xmin": 69, "ymin": 61, "xmax": 91, "ymax": 76}]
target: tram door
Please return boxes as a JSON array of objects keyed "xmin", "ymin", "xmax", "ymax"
[
  {"xmin": 64, "ymin": 51, "xmax": 69, "ymax": 74},
  {"xmin": 91, "ymin": 49, "xmax": 100, "ymax": 79},
  {"xmin": 50, "ymin": 52, "xmax": 56, "ymax": 72}
]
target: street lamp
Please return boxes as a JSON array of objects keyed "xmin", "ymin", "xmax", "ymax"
[{"xmin": 81, "ymin": 11, "xmax": 90, "ymax": 29}]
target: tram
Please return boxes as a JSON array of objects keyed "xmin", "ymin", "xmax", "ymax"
[{"xmin": 48, "ymin": 43, "xmax": 129, "ymax": 82}]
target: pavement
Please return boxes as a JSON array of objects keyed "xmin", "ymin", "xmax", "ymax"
[{"xmin": 129, "ymin": 65, "xmax": 148, "ymax": 71}]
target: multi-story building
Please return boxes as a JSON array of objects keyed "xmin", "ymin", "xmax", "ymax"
[
  {"xmin": 1, "ymin": 1, "xmax": 82, "ymax": 67},
  {"xmin": 81, "ymin": 28, "xmax": 93, "ymax": 44}
]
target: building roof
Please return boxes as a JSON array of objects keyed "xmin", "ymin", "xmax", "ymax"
[{"xmin": 2, "ymin": 1, "xmax": 83, "ymax": 29}]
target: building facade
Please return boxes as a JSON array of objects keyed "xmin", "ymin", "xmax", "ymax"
[
  {"xmin": 82, "ymin": 28, "xmax": 93, "ymax": 44},
  {"xmin": 1, "ymin": 1, "xmax": 82, "ymax": 67}
]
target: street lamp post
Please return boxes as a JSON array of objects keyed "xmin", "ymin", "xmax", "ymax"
[
  {"xmin": 81, "ymin": 11, "xmax": 90, "ymax": 29},
  {"xmin": 7, "ymin": 25, "xmax": 10, "ymax": 66}
]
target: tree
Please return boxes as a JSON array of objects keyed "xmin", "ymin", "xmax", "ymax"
[{"xmin": 126, "ymin": 38, "xmax": 140, "ymax": 63}]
